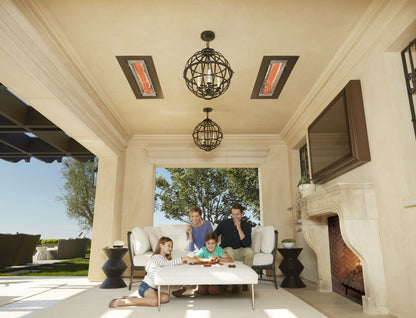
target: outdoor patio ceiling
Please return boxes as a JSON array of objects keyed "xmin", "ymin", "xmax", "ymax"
[{"xmin": 0, "ymin": 83, "xmax": 95, "ymax": 163}]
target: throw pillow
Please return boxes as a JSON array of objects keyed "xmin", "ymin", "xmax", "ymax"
[
  {"xmin": 169, "ymin": 233, "xmax": 187, "ymax": 251},
  {"xmin": 251, "ymin": 228, "xmax": 262, "ymax": 254},
  {"xmin": 160, "ymin": 224, "xmax": 187, "ymax": 251},
  {"xmin": 131, "ymin": 227, "xmax": 151, "ymax": 255},
  {"xmin": 159, "ymin": 224, "xmax": 186, "ymax": 236},
  {"xmin": 259, "ymin": 226, "xmax": 275, "ymax": 254},
  {"xmin": 144, "ymin": 227, "xmax": 162, "ymax": 251},
  {"xmin": 148, "ymin": 231, "xmax": 160, "ymax": 251}
]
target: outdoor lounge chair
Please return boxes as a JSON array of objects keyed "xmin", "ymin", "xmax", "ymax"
[
  {"xmin": 14, "ymin": 234, "xmax": 41, "ymax": 265},
  {"xmin": 0, "ymin": 233, "xmax": 41, "ymax": 267},
  {"xmin": 49, "ymin": 238, "xmax": 89, "ymax": 259},
  {"xmin": 0, "ymin": 234, "xmax": 21, "ymax": 268}
]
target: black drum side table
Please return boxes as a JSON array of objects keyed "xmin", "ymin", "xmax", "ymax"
[
  {"xmin": 277, "ymin": 248, "xmax": 306, "ymax": 288},
  {"xmin": 100, "ymin": 247, "xmax": 128, "ymax": 289}
]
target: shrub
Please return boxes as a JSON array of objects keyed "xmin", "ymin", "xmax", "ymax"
[
  {"xmin": 282, "ymin": 238, "xmax": 296, "ymax": 243},
  {"xmin": 40, "ymin": 239, "xmax": 59, "ymax": 245}
]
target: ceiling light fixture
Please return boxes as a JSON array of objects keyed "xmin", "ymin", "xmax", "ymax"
[
  {"xmin": 192, "ymin": 107, "xmax": 223, "ymax": 151},
  {"xmin": 184, "ymin": 31, "xmax": 233, "ymax": 100}
]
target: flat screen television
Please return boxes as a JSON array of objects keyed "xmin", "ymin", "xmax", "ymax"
[{"xmin": 308, "ymin": 80, "xmax": 371, "ymax": 184}]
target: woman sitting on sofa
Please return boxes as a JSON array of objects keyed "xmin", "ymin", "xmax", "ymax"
[
  {"xmin": 172, "ymin": 206, "xmax": 213, "ymax": 297},
  {"xmin": 186, "ymin": 206, "xmax": 213, "ymax": 252}
]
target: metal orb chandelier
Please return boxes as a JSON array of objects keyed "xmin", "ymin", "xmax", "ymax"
[
  {"xmin": 192, "ymin": 108, "xmax": 223, "ymax": 151},
  {"xmin": 184, "ymin": 31, "xmax": 234, "ymax": 100}
]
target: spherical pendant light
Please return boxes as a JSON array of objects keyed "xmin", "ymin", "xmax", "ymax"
[
  {"xmin": 192, "ymin": 108, "xmax": 223, "ymax": 151},
  {"xmin": 184, "ymin": 31, "xmax": 233, "ymax": 100}
]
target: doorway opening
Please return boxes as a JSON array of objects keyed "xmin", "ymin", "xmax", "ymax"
[{"xmin": 153, "ymin": 167, "xmax": 260, "ymax": 226}]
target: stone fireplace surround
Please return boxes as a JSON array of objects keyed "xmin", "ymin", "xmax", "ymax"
[{"xmin": 302, "ymin": 183, "xmax": 389, "ymax": 315}]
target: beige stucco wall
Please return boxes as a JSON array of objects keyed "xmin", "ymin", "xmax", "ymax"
[
  {"xmin": 286, "ymin": 3, "xmax": 416, "ymax": 317},
  {"xmin": 1, "ymin": 0, "xmax": 415, "ymax": 315},
  {"xmin": 87, "ymin": 136, "xmax": 295, "ymax": 279}
]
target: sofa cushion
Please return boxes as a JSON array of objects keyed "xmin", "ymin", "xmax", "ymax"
[
  {"xmin": 256, "ymin": 226, "xmax": 275, "ymax": 254},
  {"xmin": 251, "ymin": 228, "xmax": 262, "ymax": 254},
  {"xmin": 133, "ymin": 251, "xmax": 153, "ymax": 267},
  {"xmin": 132, "ymin": 227, "xmax": 151, "ymax": 255},
  {"xmin": 253, "ymin": 252, "xmax": 274, "ymax": 266},
  {"xmin": 159, "ymin": 224, "xmax": 187, "ymax": 251}
]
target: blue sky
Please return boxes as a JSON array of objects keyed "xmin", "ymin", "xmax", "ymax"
[
  {"xmin": 0, "ymin": 161, "xmax": 175, "ymax": 239},
  {"xmin": 0, "ymin": 159, "xmax": 81, "ymax": 239},
  {"xmin": 0, "ymin": 163, "xmax": 253, "ymax": 239}
]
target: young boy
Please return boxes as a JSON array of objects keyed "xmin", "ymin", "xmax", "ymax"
[{"xmin": 193, "ymin": 232, "xmax": 233, "ymax": 295}]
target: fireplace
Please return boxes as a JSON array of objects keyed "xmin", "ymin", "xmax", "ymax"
[
  {"xmin": 301, "ymin": 183, "xmax": 389, "ymax": 315},
  {"xmin": 328, "ymin": 215, "xmax": 364, "ymax": 304}
]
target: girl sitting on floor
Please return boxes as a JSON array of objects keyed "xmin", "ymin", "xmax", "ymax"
[{"xmin": 109, "ymin": 236, "xmax": 195, "ymax": 308}]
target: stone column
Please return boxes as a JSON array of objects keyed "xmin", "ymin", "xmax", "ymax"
[{"xmin": 88, "ymin": 154, "xmax": 126, "ymax": 281}]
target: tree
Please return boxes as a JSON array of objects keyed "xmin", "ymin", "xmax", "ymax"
[
  {"xmin": 57, "ymin": 157, "xmax": 97, "ymax": 231},
  {"xmin": 223, "ymin": 168, "xmax": 260, "ymax": 220},
  {"xmin": 155, "ymin": 168, "xmax": 260, "ymax": 224}
]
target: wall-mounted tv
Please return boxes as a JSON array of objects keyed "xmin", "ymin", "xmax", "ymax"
[{"xmin": 308, "ymin": 80, "xmax": 371, "ymax": 184}]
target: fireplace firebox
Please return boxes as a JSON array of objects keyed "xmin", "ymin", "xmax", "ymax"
[{"xmin": 328, "ymin": 215, "xmax": 364, "ymax": 304}]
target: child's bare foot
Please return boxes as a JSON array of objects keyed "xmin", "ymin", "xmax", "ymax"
[{"xmin": 109, "ymin": 297, "xmax": 127, "ymax": 308}]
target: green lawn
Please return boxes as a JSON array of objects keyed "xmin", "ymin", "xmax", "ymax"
[{"xmin": 0, "ymin": 258, "xmax": 89, "ymax": 276}]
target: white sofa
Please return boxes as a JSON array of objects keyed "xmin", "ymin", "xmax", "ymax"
[{"xmin": 127, "ymin": 224, "xmax": 278, "ymax": 290}]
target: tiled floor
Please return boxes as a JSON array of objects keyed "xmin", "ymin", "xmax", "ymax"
[
  {"xmin": 286, "ymin": 279, "xmax": 396, "ymax": 318},
  {"xmin": 0, "ymin": 277, "xmax": 326, "ymax": 318},
  {"xmin": 0, "ymin": 274, "xmax": 398, "ymax": 318}
]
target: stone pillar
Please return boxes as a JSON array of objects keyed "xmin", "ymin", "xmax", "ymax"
[
  {"xmin": 88, "ymin": 154, "xmax": 126, "ymax": 281},
  {"xmin": 302, "ymin": 215, "xmax": 332, "ymax": 292}
]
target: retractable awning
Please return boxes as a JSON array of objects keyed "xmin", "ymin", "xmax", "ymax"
[{"xmin": 0, "ymin": 83, "xmax": 95, "ymax": 163}]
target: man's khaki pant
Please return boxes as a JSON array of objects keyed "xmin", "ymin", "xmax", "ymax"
[{"xmin": 224, "ymin": 247, "xmax": 254, "ymax": 267}]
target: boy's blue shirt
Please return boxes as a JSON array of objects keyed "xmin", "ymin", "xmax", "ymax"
[{"xmin": 197, "ymin": 245, "xmax": 225, "ymax": 258}]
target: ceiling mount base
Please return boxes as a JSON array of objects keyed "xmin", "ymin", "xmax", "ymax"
[{"xmin": 201, "ymin": 31, "xmax": 215, "ymax": 42}]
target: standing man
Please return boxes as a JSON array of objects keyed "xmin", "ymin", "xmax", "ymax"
[{"xmin": 214, "ymin": 202, "xmax": 254, "ymax": 267}]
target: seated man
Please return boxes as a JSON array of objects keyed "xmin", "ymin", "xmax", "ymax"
[{"xmin": 214, "ymin": 202, "xmax": 254, "ymax": 270}]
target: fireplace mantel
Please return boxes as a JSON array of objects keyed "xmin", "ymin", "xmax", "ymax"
[{"xmin": 302, "ymin": 183, "xmax": 388, "ymax": 315}]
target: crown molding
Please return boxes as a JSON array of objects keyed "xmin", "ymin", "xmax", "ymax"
[
  {"xmin": 281, "ymin": 0, "xmax": 407, "ymax": 147},
  {"xmin": 0, "ymin": 0, "xmax": 131, "ymax": 156},
  {"xmin": 131, "ymin": 134, "xmax": 285, "ymax": 145},
  {"xmin": 129, "ymin": 134, "xmax": 286, "ymax": 166}
]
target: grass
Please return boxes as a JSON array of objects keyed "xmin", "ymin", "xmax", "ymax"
[{"xmin": 0, "ymin": 258, "xmax": 89, "ymax": 276}]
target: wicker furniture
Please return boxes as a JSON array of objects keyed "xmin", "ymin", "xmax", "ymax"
[
  {"xmin": 0, "ymin": 233, "xmax": 41, "ymax": 268},
  {"xmin": 48, "ymin": 238, "xmax": 89, "ymax": 259}
]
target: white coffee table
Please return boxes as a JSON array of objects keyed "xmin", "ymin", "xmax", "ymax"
[{"xmin": 154, "ymin": 262, "xmax": 258, "ymax": 310}]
